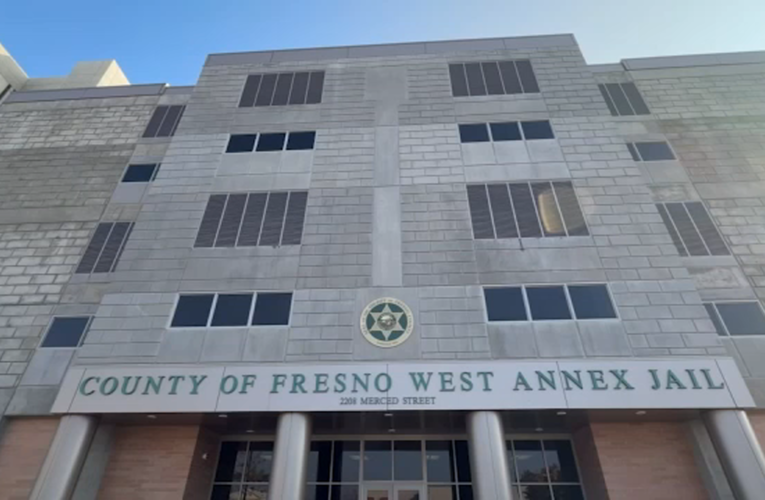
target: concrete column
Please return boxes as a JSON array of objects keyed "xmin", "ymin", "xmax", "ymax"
[
  {"xmin": 268, "ymin": 412, "xmax": 311, "ymax": 500},
  {"xmin": 703, "ymin": 410, "xmax": 765, "ymax": 500},
  {"xmin": 467, "ymin": 411, "xmax": 514, "ymax": 500},
  {"xmin": 29, "ymin": 415, "xmax": 98, "ymax": 500}
]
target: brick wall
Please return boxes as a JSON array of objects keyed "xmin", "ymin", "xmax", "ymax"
[
  {"xmin": 585, "ymin": 421, "xmax": 707, "ymax": 500},
  {"xmin": 97, "ymin": 425, "xmax": 210, "ymax": 500},
  {"xmin": 0, "ymin": 417, "xmax": 58, "ymax": 500},
  {"xmin": 748, "ymin": 411, "xmax": 765, "ymax": 449}
]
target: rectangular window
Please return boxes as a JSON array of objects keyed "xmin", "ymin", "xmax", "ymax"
[
  {"xmin": 508, "ymin": 440, "xmax": 584, "ymax": 499},
  {"xmin": 211, "ymin": 441, "xmax": 274, "ymax": 499},
  {"xmin": 194, "ymin": 191, "xmax": 308, "ymax": 248},
  {"xmin": 459, "ymin": 121, "xmax": 554, "ymax": 143},
  {"xmin": 76, "ymin": 222, "xmax": 134, "ymax": 274},
  {"xmin": 449, "ymin": 60, "xmax": 540, "ymax": 97},
  {"xmin": 239, "ymin": 71, "xmax": 325, "ymax": 107},
  {"xmin": 485, "ymin": 284, "xmax": 616, "ymax": 322},
  {"xmin": 171, "ymin": 292, "xmax": 292, "ymax": 328},
  {"xmin": 598, "ymin": 82, "xmax": 650, "ymax": 116},
  {"xmin": 705, "ymin": 302, "xmax": 765, "ymax": 336},
  {"xmin": 656, "ymin": 202, "xmax": 729, "ymax": 257},
  {"xmin": 121, "ymin": 164, "xmax": 159, "ymax": 183},
  {"xmin": 142, "ymin": 105, "xmax": 185, "ymax": 138},
  {"xmin": 40, "ymin": 317, "xmax": 92, "ymax": 348},
  {"xmin": 225, "ymin": 132, "xmax": 316, "ymax": 153},
  {"xmin": 467, "ymin": 182, "xmax": 587, "ymax": 240},
  {"xmin": 627, "ymin": 141, "xmax": 675, "ymax": 161}
]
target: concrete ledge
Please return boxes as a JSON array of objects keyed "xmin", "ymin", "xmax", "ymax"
[
  {"xmin": 205, "ymin": 34, "xmax": 577, "ymax": 66},
  {"xmin": 4, "ymin": 83, "xmax": 166, "ymax": 103},
  {"xmin": 0, "ymin": 206, "xmax": 104, "ymax": 224},
  {"xmin": 622, "ymin": 51, "xmax": 765, "ymax": 71}
]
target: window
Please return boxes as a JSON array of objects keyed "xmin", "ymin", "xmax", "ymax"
[
  {"xmin": 194, "ymin": 191, "xmax": 308, "ymax": 248},
  {"xmin": 225, "ymin": 132, "xmax": 316, "ymax": 153},
  {"xmin": 705, "ymin": 302, "xmax": 765, "ymax": 336},
  {"xmin": 656, "ymin": 202, "xmax": 729, "ymax": 256},
  {"xmin": 41, "ymin": 317, "xmax": 92, "ymax": 348},
  {"xmin": 449, "ymin": 60, "xmax": 540, "ymax": 97},
  {"xmin": 459, "ymin": 121, "xmax": 554, "ymax": 143},
  {"xmin": 211, "ymin": 441, "xmax": 273, "ymax": 500},
  {"xmin": 239, "ymin": 71, "xmax": 325, "ymax": 107},
  {"xmin": 598, "ymin": 82, "xmax": 650, "ymax": 116},
  {"xmin": 121, "ymin": 164, "xmax": 159, "ymax": 183},
  {"xmin": 142, "ymin": 105, "xmax": 185, "ymax": 138},
  {"xmin": 76, "ymin": 222, "xmax": 134, "ymax": 274},
  {"xmin": 508, "ymin": 440, "xmax": 584, "ymax": 500},
  {"xmin": 467, "ymin": 182, "xmax": 588, "ymax": 240},
  {"xmin": 627, "ymin": 141, "xmax": 675, "ymax": 161},
  {"xmin": 305, "ymin": 440, "xmax": 473, "ymax": 500},
  {"xmin": 484, "ymin": 284, "xmax": 617, "ymax": 322},
  {"xmin": 171, "ymin": 292, "xmax": 292, "ymax": 328}
]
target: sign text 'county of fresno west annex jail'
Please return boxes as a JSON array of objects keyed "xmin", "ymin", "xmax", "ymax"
[{"xmin": 51, "ymin": 359, "xmax": 754, "ymax": 414}]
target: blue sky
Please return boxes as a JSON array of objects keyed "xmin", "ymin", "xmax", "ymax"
[{"xmin": 2, "ymin": 0, "xmax": 764, "ymax": 86}]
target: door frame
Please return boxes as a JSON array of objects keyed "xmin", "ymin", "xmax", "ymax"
[
  {"xmin": 362, "ymin": 482, "xmax": 393, "ymax": 500},
  {"xmin": 393, "ymin": 482, "xmax": 426, "ymax": 499}
]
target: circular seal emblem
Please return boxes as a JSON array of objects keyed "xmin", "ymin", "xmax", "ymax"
[{"xmin": 360, "ymin": 297, "xmax": 414, "ymax": 348}]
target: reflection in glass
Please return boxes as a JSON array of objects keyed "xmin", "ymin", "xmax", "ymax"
[
  {"xmin": 215, "ymin": 442, "xmax": 248, "ymax": 482},
  {"xmin": 242, "ymin": 485, "xmax": 268, "ymax": 500},
  {"xmin": 364, "ymin": 441, "xmax": 393, "ymax": 481},
  {"xmin": 331, "ymin": 485, "xmax": 360, "ymax": 500},
  {"xmin": 305, "ymin": 484, "xmax": 329, "ymax": 500},
  {"xmin": 332, "ymin": 441, "xmax": 361, "ymax": 482},
  {"xmin": 210, "ymin": 484, "xmax": 241, "ymax": 500},
  {"xmin": 307, "ymin": 441, "xmax": 332, "ymax": 483},
  {"xmin": 394, "ymin": 441, "xmax": 423, "ymax": 481},
  {"xmin": 428, "ymin": 485, "xmax": 455, "ymax": 500},
  {"xmin": 454, "ymin": 440, "xmax": 472, "ymax": 482},
  {"xmin": 519, "ymin": 484, "xmax": 552, "ymax": 500},
  {"xmin": 397, "ymin": 490, "xmax": 420, "ymax": 500},
  {"xmin": 552, "ymin": 485, "xmax": 585, "ymax": 500},
  {"xmin": 426, "ymin": 441, "xmax": 455, "ymax": 482},
  {"xmin": 245, "ymin": 442, "xmax": 273, "ymax": 483},
  {"xmin": 514, "ymin": 441, "xmax": 548, "ymax": 483},
  {"xmin": 544, "ymin": 441, "xmax": 580, "ymax": 483},
  {"xmin": 533, "ymin": 183, "xmax": 565, "ymax": 237},
  {"xmin": 365, "ymin": 489, "xmax": 390, "ymax": 500}
]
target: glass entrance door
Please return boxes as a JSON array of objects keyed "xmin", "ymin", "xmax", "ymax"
[
  {"xmin": 363, "ymin": 483, "xmax": 425, "ymax": 500},
  {"xmin": 393, "ymin": 484, "xmax": 425, "ymax": 500},
  {"xmin": 363, "ymin": 484, "xmax": 392, "ymax": 500}
]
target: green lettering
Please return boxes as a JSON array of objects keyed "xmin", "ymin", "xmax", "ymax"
[
  {"xmin": 562, "ymin": 370, "xmax": 583, "ymax": 390},
  {"xmin": 375, "ymin": 373, "xmax": 392, "ymax": 392},
  {"xmin": 168, "ymin": 375, "xmax": 185, "ymax": 395},
  {"xmin": 79, "ymin": 376, "xmax": 99, "ymax": 396},
  {"xmin": 239, "ymin": 375, "xmax": 256, "ymax": 394},
  {"xmin": 220, "ymin": 375, "xmax": 238, "ymax": 394},
  {"xmin": 439, "ymin": 372, "xmax": 455, "ymax": 392},
  {"xmin": 100, "ymin": 377, "xmax": 119, "ymax": 396},
  {"xmin": 409, "ymin": 372, "xmax": 433, "ymax": 391},
  {"xmin": 120, "ymin": 376, "xmax": 142, "ymax": 395},
  {"xmin": 536, "ymin": 370, "xmax": 556, "ymax": 391},
  {"xmin": 685, "ymin": 369, "xmax": 702, "ymax": 389},
  {"xmin": 271, "ymin": 374, "xmax": 287, "ymax": 394},
  {"xmin": 649, "ymin": 369, "xmax": 661, "ymax": 390},
  {"xmin": 609, "ymin": 370, "xmax": 634, "ymax": 390},
  {"xmin": 142, "ymin": 376, "xmax": 165, "ymax": 395},
  {"xmin": 665, "ymin": 370, "xmax": 687, "ymax": 390},
  {"xmin": 460, "ymin": 372, "xmax": 473, "ymax": 391},
  {"xmin": 334, "ymin": 373, "xmax": 347, "ymax": 393},
  {"xmin": 190, "ymin": 375, "xmax": 207, "ymax": 395},
  {"xmin": 588, "ymin": 370, "xmax": 608, "ymax": 390},
  {"xmin": 701, "ymin": 369, "xmax": 725, "ymax": 390},
  {"xmin": 476, "ymin": 372, "xmax": 494, "ymax": 392},
  {"xmin": 513, "ymin": 372, "xmax": 532, "ymax": 392},
  {"xmin": 315, "ymin": 373, "xmax": 329, "ymax": 393},
  {"xmin": 352, "ymin": 373, "xmax": 370, "ymax": 393},
  {"xmin": 291, "ymin": 374, "xmax": 307, "ymax": 394}
]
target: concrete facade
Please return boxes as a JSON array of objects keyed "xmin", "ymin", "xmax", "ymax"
[{"xmin": 1, "ymin": 34, "xmax": 765, "ymax": 499}]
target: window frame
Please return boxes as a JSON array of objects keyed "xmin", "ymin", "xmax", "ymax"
[
  {"xmin": 120, "ymin": 163, "xmax": 160, "ymax": 183},
  {"xmin": 705, "ymin": 301, "xmax": 765, "ymax": 337},
  {"xmin": 449, "ymin": 60, "xmax": 540, "ymax": 97},
  {"xmin": 656, "ymin": 201, "xmax": 730, "ymax": 257},
  {"xmin": 483, "ymin": 283, "xmax": 619, "ymax": 324},
  {"xmin": 224, "ymin": 131, "xmax": 317, "ymax": 153},
  {"xmin": 238, "ymin": 71, "xmax": 325, "ymax": 108},
  {"xmin": 459, "ymin": 121, "xmax": 555, "ymax": 143},
  {"xmin": 210, "ymin": 438, "xmax": 275, "ymax": 499},
  {"xmin": 598, "ymin": 82, "xmax": 651, "ymax": 116},
  {"xmin": 506, "ymin": 438, "xmax": 586, "ymax": 499},
  {"xmin": 40, "ymin": 315, "xmax": 93, "ymax": 349},
  {"xmin": 627, "ymin": 141, "xmax": 677, "ymax": 161},
  {"xmin": 75, "ymin": 221, "xmax": 135, "ymax": 275},
  {"xmin": 168, "ymin": 291, "xmax": 293, "ymax": 329}
]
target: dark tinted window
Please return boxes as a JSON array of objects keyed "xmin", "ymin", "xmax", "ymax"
[
  {"xmin": 464, "ymin": 63, "xmax": 487, "ymax": 96},
  {"xmin": 449, "ymin": 60, "xmax": 538, "ymax": 96},
  {"xmin": 271, "ymin": 73, "xmax": 294, "ymax": 106},
  {"xmin": 172, "ymin": 294, "xmax": 214, "ymax": 327},
  {"xmin": 394, "ymin": 441, "xmax": 423, "ymax": 481},
  {"xmin": 705, "ymin": 304, "xmax": 727, "ymax": 336},
  {"xmin": 568, "ymin": 285, "xmax": 616, "ymax": 319},
  {"xmin": 255, "ymin": 74, "xmax": 277, "ymax": 106},
  {"xmin": 426, "ymin": 441, "xmax": 455, "ymax": 482},
  {"xmin": 448, "ymin": 64, "xmax": 469, "ymax": 97},
  {"xmin": 485, "ymin": 287, "xmax": 527, "ymax": 322},
  {"xmin": 226, "ymin": 134, "xmax": 257, "ymax": 153},
  {"xmin": 239, "ymin": 75, "xmax": 261, "ymax": 107},
  {"xmin": 466, "ymin": 185, "xmax": 495, "ymax": 239},
  {"xmin": 289, "ymin": 72, "xmax": 310, "ymax": 105},
  {"xmin": 256, "ymin": 133, "xmax": 286, "ymax": 152},
  {"xmin": 76, "ymin": 222, "xmax": 134, "ymax": 274},
  {"xmin": 211, "ymin": 293, "xmax": 253, "ymax": 327},
  {"xmin": 251, "ymin": 292, "xmax": 292, "ymax": 325},
  {"xmin": 515, "ymin": 60, "xmax": 540, "ymax": 93},
  {"xmin": 459, "ymin": 124, "xmax": 490, "ymax": 143},
  {"xmin": 599, "ymin": 82, "xmax": 650, "ymax": 116},
  {"xmin": 286, "ymin": 131, "xmax": 316, "ymax": 151},
  {"xmin": 214, "ymin": 442, "xmax": 248, "ymax": 482},
  {"xmin": 332, "ymin": 441, "xmax": 360, "ymax": 482},
  {"xmin": 122, "ymin": 164, "xmax": 158, "ymax": 183},
  {"xmin": 488, "ymin": 184, "xmax": 518, "ymax": 238},
  {"xmin": 633, "ymin": 141, "xmax": 675, "ymax": 161},
  {"xmin": 490, "ymin": 122, "xmax": 522, "ymax": 141},
  {"xmin": 41, "ymin": 317, "xmax": 91, "ymax": 348},
  {"xmin": 307, "ymin": 442, "xmax": 332, "ymax": 483},
  {"xmin": 514, "ymin": 440, "xmax": 548, "ymax": 482},
  {"xmin": 521, "ymin": 121, "xmax": 554, "ymax": 140},
  {"xmin": 482, "ymin": 62, "xmax": 505, "ymax": 95},
  {"xmin": 658, "ymin": 202, "xmax": 729, "ymax": 257},
  {"xmin": 526, "ymin": 286, "xmax": 571, "ymax": 320},
  {"xmin": 498, "ymin": 61, "xmax": 522, "ymax": 94},
  {"xmin": 544, "ymin": 440, "xmax": 580, "ymax": 482},
  {"xmin": 142, "ymin": 106, "xmax": 167, "ymax": 138},
  {"xmin": 142, "ymin": 105, "xmax": 184, "ymax": 138},
  {"xmin": 305, "ymin": 72, "xmax": 325, "ymax": 104},
  {"xmin": 240, "ymin": 71, "xmax": 324, "ymax": 107},
  {"xmin": 716, "ymin": 302, "xmax": 765, "ymax": 336}
]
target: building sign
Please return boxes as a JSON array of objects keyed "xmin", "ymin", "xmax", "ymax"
[
  {"xmin": 51, "ymin": 358, "xmax": 753, "ymax": 414},
  {"xmin": 360, "ymin": 298, "xmax": 414, "ymax": 348}
]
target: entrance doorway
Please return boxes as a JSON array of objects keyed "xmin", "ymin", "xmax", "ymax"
[{"xmin": 363, "ymin": 483, "xmax": 425, "ymax": 500}]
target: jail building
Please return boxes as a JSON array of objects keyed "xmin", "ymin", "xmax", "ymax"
[{"xmin": 0, "ymin": 34, "xmax": 765, "ymax": 500}]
